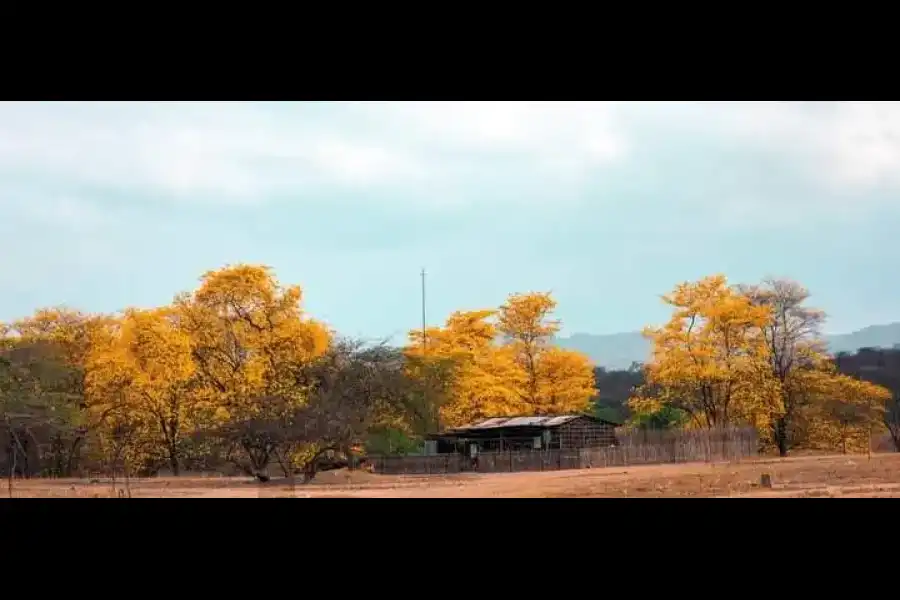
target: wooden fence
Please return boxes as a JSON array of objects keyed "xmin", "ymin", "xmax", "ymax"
[{"xmin": 369, "ymin": 426, "xmax": 759, "ymax": 475}]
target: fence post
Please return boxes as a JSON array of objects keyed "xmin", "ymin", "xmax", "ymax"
[{"xmin": 868, "ymin": 426, "xmax": 872, "ymax": 460}]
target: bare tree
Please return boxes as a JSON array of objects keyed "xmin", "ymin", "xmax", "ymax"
[
  {"xmin": 0, "ymin": 340, "xmax": 86, "ymax": 495},
  {"xmin": 886, "ymin": 392, "xmax": 900, "ymax": 451},
  {"xmin": 0, "ymin": 337, "xmax": 86, "ymax": 484},
  {"xmin": 204, "ymin": 339, "xmax": 422, "ymax": 484},
  {"xmin": 206, "ymin": 410, "xmax": 287, "ymax": 483},
  {"xmin": 292, "ymin": 341, "xmax": 412, "ymax": 481},
  {"xmin": 99, "ymin": 414, "xmax": 142, "ymax": 497},
  {"xmin": 738, "ymin": 277, "xmax": 826, "ymax": 456}
]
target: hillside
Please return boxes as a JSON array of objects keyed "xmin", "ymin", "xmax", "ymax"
[{"xmin": 556, "ymin": 322, "xmax": 900, "ymax": 369}]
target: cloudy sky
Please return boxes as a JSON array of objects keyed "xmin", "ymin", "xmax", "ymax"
[{"xmin": 1, "ymin": 101, "xmax": 898, "ymax": 339}]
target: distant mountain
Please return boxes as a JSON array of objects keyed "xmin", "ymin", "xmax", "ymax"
[
  {"xmin": 556, "ymin": 322, "xmax": 900, "ymax": 369},
  {"xmin": 827, "ymin": 323, "xmax": 900, "ymax": 355},
  {"xmin": 554, "ymin": 332, "xmax": 649, "ymax": 369}
]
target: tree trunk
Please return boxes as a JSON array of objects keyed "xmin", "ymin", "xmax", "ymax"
[
  {"xmin": 249, "ymin": 450, "xmax": 270, "ymax": 482},
  {"xmin": 275, "ymin": 449, "xmax": 292, "ymax": 478},
  {"xmin": 274, "ymin": 450, "xmax": 296, "ymax": 495},
  {"xmin": 228, "ymin": 458, "xmax": 271, "ymax": 482},
  {"xmin": 123, "ymin": 460, "xmax": 133, "ymax": 498},
  {"xmin": 890, "ymin": 428, "xmax": 900, "ymax": 453},
  {"xmin": 65, "ymin": 436, "xmax": 84, "ymax": 477},
  {"xmin": 20, "ymin": 436, "xmax": 29, "ymax": 476},
  {"xmin": 300, "ymin": 446, "xmax": 339, "ymax": 484},
  {"xmin": 237, "ymin": 439, "xmax": 271, "ymax": 482},
  {"xmin": 6, "ymin": 427, "xmax": 27, "ymax": 496},
  {"xmin": 345, "ymin": 446, "xmax": 355, "ymax": 471},
  {"xmin": 51, "ymin": 434, "xmax": 64, "ymax": 477},
  {"xmin": 774, "ymin": 418, "xmax": 789, "ymax": 457},
  {"xmin": 168, "ymin": 452, "xmax": 180, "ymax": 477},
  {"xmin": 8, "ymin": 443, "xmax": 16, "ymax": 498}
]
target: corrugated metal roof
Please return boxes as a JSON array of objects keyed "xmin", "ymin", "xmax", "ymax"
[
  {"xmin": 456, "ymin": 414, "xmax": 583, "ymax": 430},
  {"xmin": 503, "ymin": 416, "xmax": 548, "ymax": 427},
  {"xmin": 469, "ymin": 417, "xmax": 507, "ymax": 429},
  {"xmin": 543, "ymin": 415, "xmax": 580, "ymax": 426}
]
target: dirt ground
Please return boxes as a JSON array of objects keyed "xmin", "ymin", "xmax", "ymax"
[{"xmin": 8, "ymin": 453, "xmax": 900, "ymax": 498}]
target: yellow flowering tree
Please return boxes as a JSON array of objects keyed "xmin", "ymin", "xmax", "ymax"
[{"xmin": 632, "ymin": 275, "xmax": 777, "ymax": 429}]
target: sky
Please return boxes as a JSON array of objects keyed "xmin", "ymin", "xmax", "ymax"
[{"xmin": 1, "ymin": 101, "xmax": 899, "ymax": 341}]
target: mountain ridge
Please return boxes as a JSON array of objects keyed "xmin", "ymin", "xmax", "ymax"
[{"xmin": 556, "ymin": 322, "xmax": 900, "ymax": 369}]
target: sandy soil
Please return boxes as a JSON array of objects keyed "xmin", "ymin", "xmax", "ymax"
[{"xmin": 7, "ymin": 453, "xmax": 900, "ymax": 498}]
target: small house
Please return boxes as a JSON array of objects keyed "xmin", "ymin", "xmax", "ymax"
[{"xmin": 425, "ymin": 414, "xmax": 618, "ymax": 455}]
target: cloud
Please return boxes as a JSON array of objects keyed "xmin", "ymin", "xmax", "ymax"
[
  {"xmin": 0, "ymin": 101, "xmax": 629, "ymax": 209},
  {"xmin": 2, "ymin": 101, "xmax": 900, "ymax": 245},
  {"xmin": 375, "ymin": 101, "xmax": 626, "ymax": 163},
  {"xmin": 0, "ymin": 102, "xmax": 421, "ymax": 204},
  {"xmin": 649, "ymin": 101, "xmax": 900, "ymax": 192},
  {"xmin": 4, "ymin": 102, "xmax": 900, "ymax": 201},
  {"xmin": 3, "ymin": 102, "xmax": 900, "ymax": 338}
]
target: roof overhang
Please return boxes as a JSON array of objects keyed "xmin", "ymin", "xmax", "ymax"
[{"xmin": 426, "ymin": 414, "xmax": 619, "ymax": 440}]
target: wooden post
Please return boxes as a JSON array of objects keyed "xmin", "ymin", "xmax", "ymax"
[{"xmin": 868, "ymin": 425, "xmax": 872, "ymax": 461}]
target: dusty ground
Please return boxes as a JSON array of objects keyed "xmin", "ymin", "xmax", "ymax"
[{"xmin": 8, "ymin": 453, "xmax": 900, "ymax": 498}]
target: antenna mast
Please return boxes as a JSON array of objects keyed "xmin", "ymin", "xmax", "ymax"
[
  {"xmin": 420, "ymin": 267, "xmax": 427, "ymax": 351},
  {"xmin": 421, "ymin": 267, "xmax": 440, "ymax": 438}
]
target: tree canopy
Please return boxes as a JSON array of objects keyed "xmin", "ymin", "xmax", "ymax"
[
  {"xmin": 630, "ymin": 275, "xmax": 893, "ymax": 455},
  {"xmin": 1, "ymin": 267, "xmax": 598, "ymax": 484},
  {"xmin": 2, "ymin": 265, "xmax": 893, "ymax": 489},
  {"xmin": 404, "ymin": 293, "xmax": 596, "ymax": 428}
]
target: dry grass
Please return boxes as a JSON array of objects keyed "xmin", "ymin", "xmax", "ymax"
[{"xmin": 8, "ymin": 453, "xmax": 900, "ymax": 498}]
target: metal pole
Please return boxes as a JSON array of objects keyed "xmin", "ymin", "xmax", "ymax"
[
  {"xmin": 421, "ymin": 268, "xmax": 438, "ymax": 433},
  {"xmin": 421, "ymin": 268, "xmax": 427, "ymax": 351}
]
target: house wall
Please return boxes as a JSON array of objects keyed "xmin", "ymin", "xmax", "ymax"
[
  {"xmin": 371, "ymin": 426, "xmax": 759, "ymax": 474},
  {"xmin": 429, "ymin": 418, "xmax": 618, "ymax": 453},
  {"xmin": 551, "ymin": 418, "xmax": 617, "ymax": 449}
]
